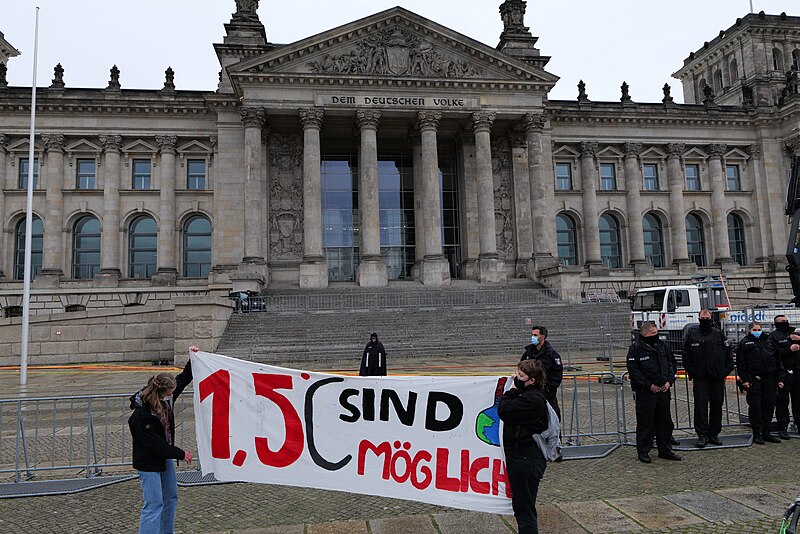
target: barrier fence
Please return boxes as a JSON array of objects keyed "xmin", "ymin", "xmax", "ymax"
[{"xmin": 0, "ymin": 371, "xmax": 753, "ymax": 485}]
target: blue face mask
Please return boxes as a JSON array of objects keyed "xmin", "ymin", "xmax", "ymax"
[
  {"xmin": 752, "ymin": 331, "xmax": 762, "ymax": 338},
  {"xmin": 531, "ymin": 335, "xmax": 539, "ymax": 346}
]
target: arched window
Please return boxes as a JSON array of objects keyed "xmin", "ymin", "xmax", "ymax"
[
  {"xmin": 793, "ymin": 49, "xmax": 800, "ymax": 71},
  {"xmin": 728, "ymin": 213, "xmax": 747, "ymax": 265},
  {"xmin": 643, "ymin": 213, "xmax": 664, "ymax": 268},
  {"xmin": 72, "ymin": 216, "xmax": 101, "ymax": 279},
  {"xmin": 729, "ymin": 58, "xmax": 739, "ymax": 83},
  {"xmin": 713, "ymin": 69, "xmax": 724, "ymax": 94},
  {"xmin": 773, "ymin": 47, "xmax": 784, "ymax": 71},
  {"xmin": 129, "ymin": 216, "xmax": 157, "ymax": 279},
  {"xmin": 599, "ymin": 213, "xmax": 622, "ymax": 268},
  {"xmin": 698, "ymin": 79, "xmax": 707, "ymax": 102},
  {"xmin": 556, "ymin": 213, "xmax": 578, "ymax": 266},
  {"xmin": 686, "ymin": 213, "xmax": 706, "ymax": 267},
  {"xmin": 183, "ymin": 215, "xmax": 211, "ymax": 277},
  {"xmin": 14, "ymin": 216, "xmax": 44, "ymax": 280}
]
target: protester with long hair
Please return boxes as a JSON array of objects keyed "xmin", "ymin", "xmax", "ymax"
[
  {"xmin": 498, "ymin": 359, "xmax": 549, "ymax": 534},
  {"xmin": 128, "ymin": 357, "xmax": 193, "ymax": 534}
]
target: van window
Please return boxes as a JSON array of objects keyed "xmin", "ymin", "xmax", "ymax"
[
  {"xmin": 675, "ymin": 290, "xmax": 690, "ymax": 307},
  {"xmin": 631, "ymin": 290, "xmax": 666, "ymax": 311}
]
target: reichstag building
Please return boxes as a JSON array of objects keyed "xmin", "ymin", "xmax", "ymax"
[{"xmin": 0, "ymin": 0, "xmax": 799, "ymax": 315}]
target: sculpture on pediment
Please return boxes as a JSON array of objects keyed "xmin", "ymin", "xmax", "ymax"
[
  {"xmin": 50, "ymin": 63, "xmax": 65, "ymax": 89},
  {"xmin": 499, "ymin": 0, "xmax": 529, "ymax": 36},
  {"xmin": 307, "ymin": 26, "xmax": 481, "ymax": 79},
  {"xmin": 233, "ymin": 0, "xmax": 259, "ymax": 22},
  {"xmin": 0, "ymin": 63, "xmax": 7, "ymax": 88}
]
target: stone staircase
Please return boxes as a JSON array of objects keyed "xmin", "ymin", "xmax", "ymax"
[{"xmin": 216, "ymin": 282, "xmax": 632, "ymax": 365}]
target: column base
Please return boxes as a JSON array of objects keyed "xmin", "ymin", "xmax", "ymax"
[
  {"xmin": 585, "ymin": 262, "xmax": 610, "ymax": 276},
  {"xmin": 229, "ymin": 270, "xmax": 266, "ymax": 293},
  {"xmin": 421, "ymin": 256, "xmax": 451, "ymax": 287},
  {"xmin": 95, "ymin": 269, "xmax": 121, "ymax": 288},
  {"xmin": 33, "ymin": 270, "xmax": 62, "ymax": 288},
  {"xmin": 460, "ymin": 259, "xmax": 478, "ymax": 280},
  {"xmin": 356, "ymin": 257, "xmax": 388, "ymax": 288},
  {"xmin": 631, "ymin": 262, "xmax": 654, "ymax": 276},
  {"xmin": 300, "ymin": 258, "xmax": 329, "ymax": 289},
  {"xmin": 673, "ymin": 259, "xmax": 698, "ymax": 275},
  {"xmin": 152, "ymin": 268, "xmax": 178, "ymax": 287},
  {"xmin": 526, "ymin": 254, "xmax": 560, "ymax": 280},
  {"xmin": 714, "ymin": 258, "xmax": 740, "ymax": 272},
  {"xmin": 477, "ymin": 256, "xmax": 507, "ymax": 285}
]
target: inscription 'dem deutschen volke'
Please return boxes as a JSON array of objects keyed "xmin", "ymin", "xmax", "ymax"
[{"xmin": 316, "ymin": 95, "xmax": 480, "ymax": 109}]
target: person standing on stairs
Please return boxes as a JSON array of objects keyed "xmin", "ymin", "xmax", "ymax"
[{"xmin": 360, "ymin": 332, "xmax": 387, "ymax": 376}]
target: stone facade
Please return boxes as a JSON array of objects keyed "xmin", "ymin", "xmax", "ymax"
[{"xmin": 0, "ymin": 2, "xmax": 797, "ymax": 329}]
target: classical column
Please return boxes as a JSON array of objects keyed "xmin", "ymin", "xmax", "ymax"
[
  {"xmin": 666, "ymin": 143, "xmax": 693, "ymax": 271},
  {"xmin": 418, "ymin": 111, "xmax": 450, "ymax": 286},
  {"xmin": 98, "ymin": 135, "xmax": 122, "ymax": 284},
  {"xmin": 623, "ymin": 142, "xmax": 648, "ymax": 272},
  {"xmin": 579, "ymin": 141, "xmax": 603, "ymax": 271},
  {"xmin": 524, "ymin": 113, "xmax": 558, "ymax": 278},
  {"xmin": 708, "ymin": 143, "xmax": 733, "ymax": 265},
  {"xmin": 472, "ymin": 111, "xmax": 505, "ymax": 284},
  {"xmin": 240, "ymin": 108, "xmax": 267, "ymax": 266},
  {"xmin": 41, "ymin": 134, "xmax": 64, "ymax": 280},
  {"xmin": 154, "ymin": 135, "xmax": 178, "ymax": 284},
  {"xmin": 356, "ymin": 110, "xmax": 387, "ymax": 287},
  {"xmin": 748, "ymin": 144, "xmax": 770, "ymax": 263},
  {"xmin": 0, "ymin": 135, "xmax": 7, "ymax": 279},
  {"xmin": 298, "ymin": 108, "xmax": 328, "ymax": 289},
  {"xmin": 510, "ymin": 133, "xmax": 533, "ymax": 277},
  {"xmin": 411, "ymin": 130, "xmax": 425, "ymax": 279}
]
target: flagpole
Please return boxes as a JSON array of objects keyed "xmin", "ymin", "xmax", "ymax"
[
  {"xmin": 21, "ymin": 6, "xmax": 40, "ymax": 386},
  {"xmin": 750, "ymin": 0, "xmax": 754, "ymax": 13}
]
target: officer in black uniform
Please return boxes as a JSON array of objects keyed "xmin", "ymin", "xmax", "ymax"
[
  {"xmin": 682, "ymin": 309, "xmax": 734, "ymax": 448},
  {"xmin": 769, "ymin": 315, "xmax": 800, "ymax": 439},
  {"xmin": 626, "ymin": 321, "xmax": 681, "ymax": 463},
  {"xmin": 521, "ymin": 324, "xmax": 563, "ymax": 420},
  {"xmin": 737, "ymin": 321, "xmax": 782, "ymax": 444}
]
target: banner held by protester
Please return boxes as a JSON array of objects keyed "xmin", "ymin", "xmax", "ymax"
[{"xmin": 192, "ymin": 351, "xmax": 514, "ymax": 514}]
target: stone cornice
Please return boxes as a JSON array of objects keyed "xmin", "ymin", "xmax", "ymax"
[
  {"xmin": 0, "ymin": 90, "xmax": 214, "ymax": 116},
  {"xmin": 549, "ymin": 107, "xmax": 753, "ymax": 128}
]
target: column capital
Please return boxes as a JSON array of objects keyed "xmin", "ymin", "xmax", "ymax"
[
  {"xmin": 471, "ymin": 111, "xmax": 496, "ymax": 133},
  {"xmin": 99, "ymin": 135, "xmax": 123, "ymax": 152},
  {"xmin": 299, "ymin": 108, "xmax": 324, "ymax": 129},
  {"xmin": 240, "ymin": 107, "xmax": 267, "ymax": 129},
  {"xmin": 579, "ymin": 141, "xmax": 598, "ymax": 157},
  {"xmin": 356, "ymin": 109, "xmax": 381, "ymax": 130},
  {"xmin": 523, "ymin": 112, "xmax": 548, "ymax": 133},
  {"xmin": 667, "ymin": 143, "xmax": 685, "ymax": 158},
  {"xmin": 0, "ymin": 134, "xmax": 8, "ymax": 152},
  {"xmin": 708, "ymin": 143, "xmax": 727, "ymax": 159},
  {"xmin": 156, "ymin": 135, "xmax": 178, "ymax": 153},
  {"xmin": 42, "ymin": 134, "xmax": 65, "ymax": 153},
  {"xmin": 785, "ymin": 136, "xmax": 800, "ymax": 156},
  {"xmin": 623, "ymin": 142, "xmax": 642, "ymax": 158},
  {"xmin": 417, "ymin": 111, "xmax": 442, "ymax": 131},
  {"xmin": 749, "ymin": 143, "xmax": 762, "ymax": 160}
]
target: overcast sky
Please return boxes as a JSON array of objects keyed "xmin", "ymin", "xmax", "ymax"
[{"xmin": 3, "ymin": 1, "xmax": 797, "ymax": 103}]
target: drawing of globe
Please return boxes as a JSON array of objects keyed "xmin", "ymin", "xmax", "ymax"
[{"xmin": 476, "ymin": 404, "xmax": 501, "ymax": 446}]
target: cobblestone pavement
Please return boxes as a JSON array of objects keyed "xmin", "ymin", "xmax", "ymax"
[{"xmin": 1, "ymin": 360, "xmax": 799, "ymax": 533}]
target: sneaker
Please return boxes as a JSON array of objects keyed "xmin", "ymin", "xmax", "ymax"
[
  {"xmin": 753, "ymin": 435, "xmax": 765, "ymax": 445},
  {"xmin": 779, "ymin": 429, "xmax": 791, "ymax": 440},
  {"xmin": 658, "ymin": 451, "xmax": 682, "ymax": 461},
  {"xmin": 637, "ymin": 451, "xmax": 652, "ymax": 463},
  {"xmin": 696, "ymin": 436, "xmax": 707, "ymax": 448},
  {"xmin": 764, "ymin": 434, "xmax": 782, "ymax": 443},
  {"xmin": 708, "ymin": 436, "xmax": 723, "ymax": 446}
]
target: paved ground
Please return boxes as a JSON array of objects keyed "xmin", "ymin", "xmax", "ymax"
[{"xmin": 1, "ymin": 357, "xmax": 799, "ymax": 533}]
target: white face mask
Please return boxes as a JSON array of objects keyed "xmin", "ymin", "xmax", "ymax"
[{"xmin": 162, "ymin": 396, "xmax": 173, "ymax": 402}]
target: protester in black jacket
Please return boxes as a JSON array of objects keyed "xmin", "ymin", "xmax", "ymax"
[
  {"xmin": 769, "ymin": 315, "xmax": 800, "ymax": 439},
  {"xmin": 359, "ymin": 333, "xmax": 387, "ymax": 376},
  {"xmin": 626, "ymin": 321, "xmax": 681, "ymax": 463},
  {"xmin": 498, "ymin": 359, "xmax": 549, "ymax": 534},
  {"xmin": 682, "ymin": 309, "xmax": 734, "ymax": 448},
  {"xmin": 129, "ymin": 357, "xmax": 193, "ymax": 534},
  {"xmin": 737, "ymin": 321, "xmax": 783, "ymax": 444},
  {"xmin": 521, "ymin": 325, "xmax": 563, "ymax": 419}
]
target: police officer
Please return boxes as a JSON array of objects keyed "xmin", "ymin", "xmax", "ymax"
[
  {"xmin": 521, "ymin": 325, "xmax": 563, "ymax": 420},
  {"xmin": 769, "ymin": 315, "xmax": 800, "ymax": 439},
  {"xmin": 682, "ymin": 308, "xmax": 734, "ymax": 448},
  {"xmin": 737, "ymin": 321, "xmax": 782, "ymax": 444},
  {"xmin": 627, "ymin": 321, "xmax": 681, "ymax": 463}
]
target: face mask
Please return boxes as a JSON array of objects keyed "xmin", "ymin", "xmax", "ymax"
[
  {"xmin": 162, "ymin": 395, "xmax": 172, "ymax": 402},
  {"xmin": 776, "ymin": 322, "xmax": 793, "ymax": 333},
  {"xmin": 752, "ymin": 331, "xmax": 762, "ymax": 338},
  {"xmin": 531, "ymin": 335, "xmax": 539, "ymax": 346},
  {"xmin": 699, "ymin": 318, "xmax": 713, "ymax": 331},
  {"xmin": 513, "ymin": 377, "xmax": 527, "ymax": 390},
  {"xmin": 643, "ymin": 335, "xmax": 659, "ymax": 345}
]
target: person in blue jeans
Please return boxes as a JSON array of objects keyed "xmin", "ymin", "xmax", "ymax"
[{"xmin": 128, "ymin": 357, "xmax": 193, "ymax": 534}]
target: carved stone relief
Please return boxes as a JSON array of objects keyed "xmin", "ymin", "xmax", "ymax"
[
  {"xmin": 492, "ymin": 137, "xmax": 515, "ymax": 259},
  {"xmin": 307, "ymin": 26, "xmax": 481, "ymax": 78},
  {"xmin": 268, "ymin": 134, "xmax": 304, "ymax": 260}
]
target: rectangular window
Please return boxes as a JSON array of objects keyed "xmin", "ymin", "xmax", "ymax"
[
  {"xmin": 187, "ymin": 159, "xmax": 206, "ymax": 190},
  {"xmin": 726, "ymin": 164, "xmax": 741, "ymax": 191},
  {"xmin": 685, "ymin": 164, "xmax": 701, "ymax": 191},
  {"xmin": 599, "ymin": 163, "xmax": 616, "ymax": 191},
  {"xmin": 643, "ymin": 163, "xmax": 659, "ymax": 191},
  {"xmin": 555, "ymin": 162, "xmax": 572, "ymax": 191},
  {"xmin": 19, "ymin": 158, "xmax": 39, "ymax": 189},
  {"xmin": 76, "ymin": 159, "xmax": 96, "ymax": 189},
  {"xmin": 132, "ymin": 159, "xmax": 152, "ymax": 190}
]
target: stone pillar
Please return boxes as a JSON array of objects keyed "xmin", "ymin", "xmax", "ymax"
[
  {"xmin": 41, "ymin": 134, "xmax": 64, "ymax": 282},
  {"xmin": 472, "ymin": 112, "xmax": 505, "ymax": 284},
  {"xmin": 298, "ymin": 108, "xmax": 328, "ymax": 289},
  {"xmin": 411, "ymin": 130, "xmax": 425, "ymax": 279},
  {"xmin": 0, "ymin": 135, "xmax": 7, "ymax": 278},
  {"xmin": 510, "ymin": 133, "xmax": 533, "ymax": 277},
  {"xmin": 98, "ymin": 135, "xmax": 122, "ymax": 286},
  {"xmin": 154, "ymin": 135, "xmax": 178, "ymax": 285},
  {"xmin": 240, "ymin": 108, "xmax": 267, "ymax": 266},
  {"xmin": 418, "ymin": 111, "xmax": 450, "ymax": 286},
  {"xmin": 579, "ymin": 141, "xmax": 604, "ymax": 273},
  {"xmin": 708, "ymin": 143, "xmax": 733, "ymax": 265},
  {"xmin": 623, "ymin": 142, "xmax": 649, "ymax": 273},
  {"xmin": 524, "ymin": 113, "xmax": 558, "ymax": 281},
  {"xmin": 666, "ymin": 143, "xmax": 694, "ymax": 272},
  {"xmin": 748, "ymin": 144, "xmax": 771, "ymax": 263},
  {"xmin": 356, "ymin": 110, "xmax": 387, "ymax": 287}
]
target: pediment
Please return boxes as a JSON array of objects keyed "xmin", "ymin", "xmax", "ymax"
[
  {"xmin": 65, "ymin": 139, "xmax": 102, "ymax": 154},
  {"xmin": 553, "ymin": 145, "xmax": 580, "ymax": 158},
  {"xmin": 177, "ymin": 140, "xmax": 213, "ymax": 154},
  {"xmin": 640, "ymin": 147, "xmax": 667, "ymax": 159},
  {"xmin": 229, "ymin": 8, "xmax": 558, "ymax": 86},
  {"xmin": 122, "ymin": 140, "xmax": 157, "ymax": 153},
  {"xmin": 596, "ymin": 146, "xmax": 623, "ymax": 159},
  {"xmin": 6, "ymin": 139, "xmax": 42, "ymax": 152},
  {"xmin": 683, "ymin": 147, "xmax": 708, "ymax": 160},
  {"xmin": 724, "ymin": 147, "xmax": 749, "ymax": 160}
]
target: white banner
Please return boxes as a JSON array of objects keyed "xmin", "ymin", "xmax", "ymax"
[{"xmin": 192, "ymin": 351, "xmax": 514, "ymax": 514}]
